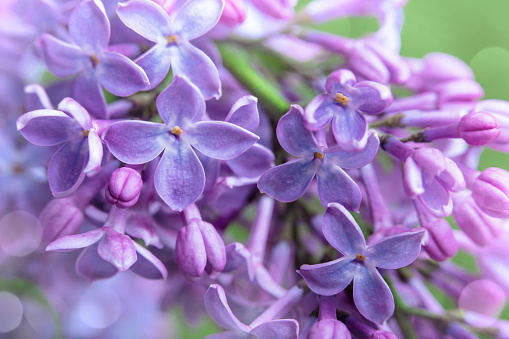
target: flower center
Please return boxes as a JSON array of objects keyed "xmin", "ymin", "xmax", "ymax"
[
  {"xmin": 334, "ymin": 93, "xmax": 349, "ymax": 106},
  {"xmin": 355, "ymin": 253, "xmax": 366, "ymax": 262},
  {"xmin": 166, "ymin": 35, "xmax": 178, "ymax": 45},
  {"xmin": 91, "ymin": 54, "xmax": 100, "ymax": 66},
  {"xmin": 83, "ymin": 130, "xmax": 89, "ymax": 137},
  {"xmin": 171, "ymin": 126, "xmax": 183, "ymax": 136},
  {"xmin": 313, "ymin": 152, "xmax": 324, "ymax": 159},
  {"xmin": 12, "ymin": 164, "xmax": 24, "ymax": 174}
]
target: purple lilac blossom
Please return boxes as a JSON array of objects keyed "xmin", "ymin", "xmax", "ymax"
[
  {"xmin": 258, "ymin": 105, "xmax": 379, "ymax": 210},
  {"xmin": 103, "ymin": 75, "xmax": 258, "ymax": 211},
  {"xmin": 116, "ymin": 0, "xmax": 224, "ymax": 99},
  {"xmin": 299, "ymin": 203, "xmax": 425, "ymax": 324}
]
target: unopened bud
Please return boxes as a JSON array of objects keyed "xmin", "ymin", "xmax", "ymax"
[
  {"xmin": 423, "ymin": 219, "xmax": 457, "ymax": 261},
  {"xmin": 459, "ymin": 111, "xmax": 500, "ymax": 145},
  {"xmin": 105, "ymin": 167, "xmax": 143, "ymax": 208},
  {"xmin": 40, "ymin": 198, "xmax": 84, "ymax": 243},
  {"xmin": 220, "ymin": 0, "xmax": 246, "ymax": 26},
  {"xmin": 472, "ymin": 167, "xmax": 509, "ymax": 218},
  {"xmin": 308, "ymin": 319, "xmax": 351, "ymax": 339}
]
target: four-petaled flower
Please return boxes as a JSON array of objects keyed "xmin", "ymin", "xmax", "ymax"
[{"xmin": 299, "ymin": 203, "xmax": 425, "ymax": 324}]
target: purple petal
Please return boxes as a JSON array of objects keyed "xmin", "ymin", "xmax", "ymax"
[
  {"xmin": 48, "ymin": 140, "xmax": 88, "ymax": 197},
  {"xmin": 103, "ymin": 120, "xmax": 172, "ymax": 164},
  {"xmin": 198, "ymin": 221, "xmax": 226, "ymax": 276},
  {"xmin": 24, "ymin": 84, "xmax": 54, "ymax": 110},
  {"xmin": 97, "ymin": 229, "xmax": 137, "ymax": 271},
  {"xmin": 331, "ymin": 109, "xmax": 368, "ymax": 152},
  {"xmin": 304, "ymin": 94, "xmax": 335, "ymax": 131},
  {"xmin": 135, "ymin": 44, "xmax": 172, "ymax": 91},
  {"xmin": 316, "ymin": 165, "xmax": 362, "ymax": 211},
  {"xmin": 156, "ymin": 75, "xmax": 205, "ymax": 127},
  {"xmin": 130, "ymin": 243, "xmax": 168, "ymax": 279},
  {"xmin": 353, "ymin": 265, "xmax": 394, "ymax": 324},
  {"xmin": 227, "ymin": 144, "xmax": 275, "ymax": 178},
  {"xmin": 204, "ymin": 284, "xmax": 251, "ymax": 332},
  {"xmin": 17, "ymin": 110, "xmax": 79, "ymax": 146},
  {"xmin": 325, "ymin": 69, "xmax": 356, "ymax": 93},
  {"xmin": 69, "ymin": 0, "xmax": 110, "ymax": 53},
  {"xmin": 298, "ymin": 257, "xmax": 356, "ymax": 296},
  {"xmin": 325, "ymin": 131, "xmax": 379, "ymax": 169},
  {"xmin": 154, "ymin": 141, "xmax": 205, "ymax": 211},
  {"xmin": 322, "ymin": 203, "xmax": 366, "ymax": 255},
  {"xmin": 37, "ymin": 34, "xmax": 86, "ymax": 77},
  {"xmin": 205, "ymin": 332, "xmax": 249, "ymax": 339},
  {"xmin": 419, "ymin": 173, "xmax": 453, "ymax": 218},
  {"xmin": 365, "ymin": 230, "xmax": 425, "ymax": 269},
  {"xmin": 73, "ymin": 68, "xmax": 108, "ymax": 119},
  {"xmin": 250, "ymin": 320, "xmax": 299, "ymax": 339},
  {"xmin": 186, "ymin": 121, "xmax": 259, "ymax": 160},
  {"xmin": 97, "ymin": 51, "xmax": 149, "ymax": 96},
  {"xmin": 57, "ymin": 97, "xmax": 92, "ymax": 130},
  {"xmin": 277, "ymin": 105, "xmax": 319, "ymax": 157},
  {"xmin": 225, "ymin": 95, "xmax": 259, "ymax": 131},
  {"xmin": 75, "ymin": 244, "xmax": 118, "ymax": 281},
  {"xmin": 84, "ymin": 130, "xmax": 103, "ymax": 175},
  {"xmin": 116, "ymin": 0, "xmax": 170, "ymax": 44},
  {"xmin": 257, "ymin": 159, "xmax": 317, "ymax": 203},
  {"xmin": 46, "ymin": 228, "xmax": 105, "ymax": 251},
  {"xmin": 352, "ymin": 81, "xmax": 392, "ymax": 114},
  {"xmin": 172, "ymin": 0, "xmax": 224, "ymax": 40},
  {"xmin": 170, "ymin": 43, "xmax": 221, "ymax": 99},
  {"xmin": 403, "ymin": 156, "xmax": 424, "ymax": 198},
  {"xmin": 176, "ymin": 221, "xmax": 207, "ymax": 280}
]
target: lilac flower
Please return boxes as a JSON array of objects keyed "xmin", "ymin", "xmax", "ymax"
[
  {"xmin": 103, "ymin": 76, "xmax": 259, "ymax": 211},
  {"xmin": 472, "ymin": 167, "xmax": 509, "ymax": 218},
  {"xmin": 116, "ymin": 0, "xmax": 224, "ymax": 98},
  {"xmin": 17, "ymin": 97, "xmax": 103, "ymax": 197},
  {"xmin": 105, "ymin": 166, "xmax": 143, "ymax": 208},
  {"xmin": 204, "ymin": 284, "xmax": 301, "ymax": 339},
  {"xmin": 258, "ymin": 105, "xmax": 379, "ymax": 211},
  {"xmin": 36, "ymin": 0, "xmax": 149, "ymax": 118},
  {"xmin": 299, "ymin": 203, "xmax": 425, "ymax": 324},
  {"xmin": 304, "ymin": 69, "xmax": 392, "ymax": 151}
]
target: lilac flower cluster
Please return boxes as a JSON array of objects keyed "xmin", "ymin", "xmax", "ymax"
[{"xmin": 2, "ymin": 0, "xmax": 509, "ymax": 338}]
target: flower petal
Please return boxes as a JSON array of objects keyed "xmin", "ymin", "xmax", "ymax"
[
  {"xmin": 36, "ymin": 33, "xmax": 86, "ymax": 77},
  {"xmin": 353, "ymin": 264, "xmax": 394, "ymax": 324},
  {"xmin": 316, "ymin": 165, "xmax": 362, "ymax": 211},
  {"xmin": 57, "ymin": 97, "xmax": 92, "ymax": 130},
  {"xmin": 171, "ymin": 0, "xmax": 224, "ymax": 40},
  {"xmin": 97, "ymin": 229, "xmax": 137, "ymax": 271},
  {"xmin": 298, "ymin": 257, "xmax": 356, "ymax": 296},
  {"xmin": 175, "ymin": 221, "xmax": 207, "ymax": 280},
  {"xmin": 156, "ymin": 75, "xmax": 205, "ymax": 127},
  {"xmin": 352, "ymin": 81, "xmax": 393, "ymax": 114},
  {"xmin": 226, "ymin": 144, "xmax": 275, "ymax": 178},
  {"xmin": 73, "ymin": 68, "xmax": 108, "ymax": 119},
  {"xmin": 186, "ymin": 121, "xmax": 259, "ymax": 160},
  {"xmin": 250, "ymin": 320, "xmax": 299, "ymax": 339},
  {"xmin": 84, "ymin": 129, "xmax": 103, "ymax": 175},
  {"xmin": 116, "ymin": 0, "xmax": 170, "ymax": 44},
  {"xmin": 135, "ymin": 44, "xmax": 172, "ymax": 91},
  {"xmin": 130, "ymin": 242, "xmax": 168, "ymax": 279},
  {"xmin": 331, "ymin": 108, "xmax": 368, "ymax": 152},
  {"xmin": 75, "ymin": 244, "xmax": 118, "ymax": 281},
  {"xmin": 304, "ymin": 94, "xmax": 335, "ymax": 131},
  {"xmin": 46, "ymin": 228, "xmax": 105, "ymax": 251},
  {"xmin": 204, "ymin": 284, "xmax": 251, "ymax": 332},
  {"xmin": 97, "ymin": 51, "xmax": 149, "ymax": 96},
  {"xmin": 225, "ymin": 95, "xmax": 259, "ymax": 131},
  {"xmin": 419, "ymin": 173, "xmax": 453, "ymax": 218},
  {"xmin": 103, "ymin": 120, "xmax": 172, "ymax": 164},
  {"xmin": 325, "ymin": 69, "xmax": 357, "ymax": 93},
  {"xmin": 257, "ymin": 159, "xmax": 317, "ymax": 203},
  {"xmin": 277, "ymin": 105, "xmax": 318, "ymax": 157},
  {"xmin": 325, "ymin": 131, "xmax": 379, "ymax": 169},
  {"xmin": 365, "ymin": 230, "xmax": 425, "ymax": 269},
  {"xmin": 48, "ymin": 140, "xmax": 88, "ymax": 197},
  {"xmin": 24, "ymin": 84, "xmax": 54, "ymax": 110},
  {"xmin": 403, "ymin": 156, "xmax": 424, "ymax": 198},
  {"xmin": 69, "ymin": 0, "xmax": 110, "ymax": 53},
  {"xmin": 170, "ymin": 43, "xmax": 221, "ymax": 99},
  {"xmin": 322, "ymin": 203, "xmax": 366, "ymax": 255},
  {"xmin": 154, "ymin": 141, "xmax": 205, "ymax": 211},
  {"xmin": 17, "ymin": 110, "xmax": 78, "ymax": 146}
]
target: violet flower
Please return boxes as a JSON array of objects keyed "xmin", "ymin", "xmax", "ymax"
[
  {"xmin": 36, "ymin": 0, "xmax": 149, "ymax": 118},
  {"xmin": 103, "ymin": 75, "xmax": 259, "ymax": 211},
  {"xmin": 116, "ymin": 0, "xmax": 224, "ymax": 99},
  {"xmin": 299, "ymin": 203, "xmax": 425, "ymax": 324},
  {"xmin": 304, "ymin": 69, "xmax": 392, "ymax": 151},
  {"xmin": 258, "ymin": 105, "xmax": 379, "ymax": 211},
  {"xmin": 17, "ymin": 97, "xmax": 103, "ymax": 197}
]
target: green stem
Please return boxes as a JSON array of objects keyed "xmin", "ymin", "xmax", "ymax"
[{"xmin": 217, "ymin": 43, "xmax": 291, "ymax": 121}]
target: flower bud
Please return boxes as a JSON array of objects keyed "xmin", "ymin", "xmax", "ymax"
[
  {"xmin": 40, "ymin": 197, "xmax": 84, "ymax": 243},
  {"xmin": 105, "ymin": 167, "xmax": 143, "ymax": 208},
  {"xmin": 423, "ymin": 219, "xmax": 457, "ymax": 261},
  {"xmin": 458, "ymin": 111, "xmax": 500, "ymax": 146},
  {"xmin": 344, "ymin": 316, "xmax": 397, "ymax": 339},
  {"xmin": 308, "ymin": 319, "xmax": 351, "ymax": 339},
  {"xmin": 219, "ymin": 0, "xmax": 246, "ymax": 26},
  {"xmin": 472, "ymin": 167, "xmax": 509, "ymax": 218}
]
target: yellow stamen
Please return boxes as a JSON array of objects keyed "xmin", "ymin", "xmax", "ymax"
[
  {"xmin": 355, "ymin": 253, "xmax": 366, "ymax": 262},
  {"xmin": 83, "ymin": 130, "xmax": 90, "ymax": 137},
  {"xmin": 166, "ymin": 35, "xmax": 178, "ymax": 44},
  {"xmin": 334, "ymin": 93, "xmax": 349, "ymax": 106},
  {"xmin": 171, "ymin": 126, "xmax": 183, "ymax": 136},
  {"xmin": 314, "ymin": 152, "xmax": 324, "ymax": 159},
  {"xmin": 91, "ymin": 54, "xmax": 100, "ymax": 65}
]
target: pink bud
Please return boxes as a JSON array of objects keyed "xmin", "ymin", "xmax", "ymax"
[
  {"xmin": 472, "ymin": 167, "xmax": 509, "ymax": 218},
  {"xmin": 308, "ymin": 319, "xmax": 351, "ymax": 339},
  {"xmin": 175, "ymin": 221, "xmax": 207, "ymax": 281},
  {"xmin": 105, "ymin": 167, "xmax": 143, "ymax": 208},
  {"xmin": 423, "ymin": 219, "xmax": 457, "ymax": 261},
  {"xmin": 220, "ymin": 0, "xmax": 246, "ymax": 26},
  {"xmin": 40, "ymin": 198, "xmax": 84, "ymax": 242},
  {"xmin": 458, "ymin": 111, "xmax": 500, "ymax": 145}
]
